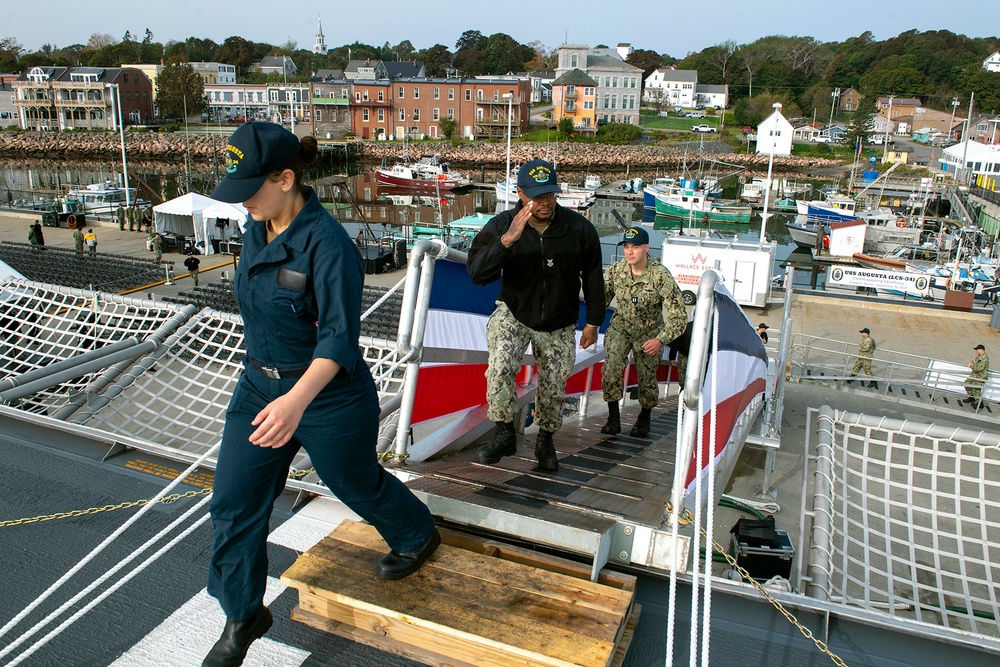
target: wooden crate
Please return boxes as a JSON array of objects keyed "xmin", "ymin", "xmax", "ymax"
[{"xmin": 281, "ymin": 520, "xmax": 639, "ymax": 667}]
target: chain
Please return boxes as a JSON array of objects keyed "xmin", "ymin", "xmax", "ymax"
[
  {"xmin": 704, "ymin": 528, "xmax": 848, "ymax": 667},
  {"xmin": 663, "ymin": 501, "xmax": 695, "ymax": 525},
  {"xmin": 0, "ymin": 489, "xmax": 212, "ymax": 528}
]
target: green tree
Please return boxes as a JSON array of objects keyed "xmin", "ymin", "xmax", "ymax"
[
  {"xmin": 557, "ymin": 117, "xmax": 574, "ymax": 137},
  {"xmin": 438, "ymin": 118, "xmax": 456, "ymax": 139},
  {"xmin": 596, "ymin": 122, "xmax": 642, "ymax": 144},
  {"xmin": 455, "ymin": 30, "xmax": 484, "ymax": 52},
  {"xmin": 393, "ymin": 40, "xmax": 416, "ymax": 61},
  {"xmin": 480, "ymin": 33, "xmax": 532, "ymax": 74},
  {"xmin": 138, "ymin": 28, "xmax": 163, "ymax": 63},
  {"xmin": 841, "ymin": 94, "xmax": 877, "ymax": 150},
  {"xmin": 214, "ymin": 36, "xmax": 257, "ymax": 75},
  {"xmin": 0, "ymin": 37, "xmax": 23, "ymax": 71},
  {"xmin": 453, "ymin": 48, "xmax": 486, "ymax": 76},
  {"xmin": 416, "ymin": 44, "xmax": 453, "ymax": 77},
  {"xmin": 156, "ymin": 60, "xmax": 206, "ymax": 118}
]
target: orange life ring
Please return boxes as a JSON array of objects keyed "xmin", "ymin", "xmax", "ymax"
[
  {"xmin": 896, "ymin": 217, "xmax": 906, "ymax": 227},
  {"xmin": 66, "ymin": 214, "xmax": 77, "ymax": 229}
]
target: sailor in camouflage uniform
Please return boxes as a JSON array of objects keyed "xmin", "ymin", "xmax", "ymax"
[
  {"xmin": 963, "ymin": 344, "xmax": 990, "ymax": 408},
  {"xmin": 601, "ymin": 227, "xmax": 688, "ymax": 438},
  {"xmin": 849, "ymin": 327, "xmax": 877, "ymax": 388}
]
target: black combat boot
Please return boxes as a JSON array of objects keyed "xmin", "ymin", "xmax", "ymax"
[
  {"xmin": 868, "ymin": 380, "xmax": 879, "ymax": 389},
  {"xmin": 202, "ymin": 606, "xmax": 273, "ymax": 667},
  {"xmin": 601, "ymin": 401, "xmax": 621, "ymax": 435},
  {"xmin": 630, "ymin": 407, "xmax": 653, "ymax": 438},
  {"xmin": 478, "ymin": 421, "xmax": 516, "ymax": 464},
  {"xmin": 534, "ymin": 430, "xmax": 559, "ymax": 471}
]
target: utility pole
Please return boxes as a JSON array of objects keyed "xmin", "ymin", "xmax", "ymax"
[
  {"xmin": 960, "ymin": 92, "xmax": 975, "ymax": 184},
  {"xmin": 948, "ymin": 97, "xmax": 959, "ymax": 142}
]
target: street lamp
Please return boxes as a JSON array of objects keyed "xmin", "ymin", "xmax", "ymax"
[
  {"xmin": 503, "ymin": 91, "xmax": 514, "ymax": 210},
  {"xmin": 758, "ymin": 102, "xmax": 782, "ymax": 243}
]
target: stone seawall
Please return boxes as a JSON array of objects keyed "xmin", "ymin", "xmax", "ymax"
[{"xmin": 0, "ymin": 130, "xmax": 839, "ymax": 172}]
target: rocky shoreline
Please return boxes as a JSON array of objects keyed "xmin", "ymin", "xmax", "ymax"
[{"xmin": 0, "ymin": 130, "xmax": 841, "ymax": 172}]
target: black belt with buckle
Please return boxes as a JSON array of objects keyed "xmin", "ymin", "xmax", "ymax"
[{"xmin": 245, "ymin": 355, "xmax": 309, "ymax": 380}]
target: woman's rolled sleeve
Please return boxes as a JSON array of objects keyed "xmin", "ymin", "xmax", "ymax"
[{"xmin": 311, "ymin": 234, "xmax": 365, "ymax": 376}]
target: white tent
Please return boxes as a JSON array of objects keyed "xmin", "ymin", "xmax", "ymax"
[{"xmin": 153, "ymin": 193, "xmax": 247, "ymax": 255}]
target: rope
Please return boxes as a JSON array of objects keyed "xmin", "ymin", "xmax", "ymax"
[
  {"xmin": 665, "ymin": 390, "xmax": 684, "ymax": 666},
  {"xmin": 700, "ymin": 302, "xmax": 721, "ymax": 667},
  {"xmin": 2, "ymin": 496, "xmax": 212, "ymax": 665},
  {"xmin": 0, "ymin": 442, "xmax": 219, "ymax": 653}
]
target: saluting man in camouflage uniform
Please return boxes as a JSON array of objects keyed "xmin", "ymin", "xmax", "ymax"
[
  {"xmin": 849, "ymin": 327, "xmax": 877, "ymax": 389},
  {"xmin": 468, "ymin": 159, "xmax": 605, "ymax": 471},
  {"xmin": 963, "ymin": 344, "xmax": 990, "ymax": 408},
  {"xmin": 600, "ymin": 227, "xmax": 688, "ymax": 438}
]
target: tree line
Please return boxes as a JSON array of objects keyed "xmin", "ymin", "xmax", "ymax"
[{"xmin": 2, "ymin": 28, "xmax": 998, "ymax": 126}]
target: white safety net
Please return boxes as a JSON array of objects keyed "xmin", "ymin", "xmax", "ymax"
[
  {"xmin": 811, "ymin": 410, "xmax": 1000, "ymax": 636},
  {"xmin": 0, "ymin": 280, "xmax": 183, "ymax": 413}
]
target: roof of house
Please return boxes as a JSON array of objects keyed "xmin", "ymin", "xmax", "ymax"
[
  {"xmin": 655, "ymin": 68, "xmax": 697, "ymax": 82},
  {"xmin": 17, "ymin": 66, "xmax": 143, "ymax": 85},
  {"xmin": 313, "ymin": 69, "xmax": 345, "ymax": 81},
  {"xmin": 695, "ymin": 83, "xmax": 727, "ymax": 94},
  {"xmin": 586, "ymin": 54, "xmax": 642, "ymax": 72},
  {"xmin": 877, "ymin": 97, "xmax": 921, "ymax": 106},
  {"xmin": 552, "ymin": 68, "xmax": 598, "ymax": 87},
  {"xmin": 384, "ymin": 61, "xmax": 424, "ymax": 79},
  {"xmin": 258, "ymin": 56, "xmax": 295, "ymax": 69}
]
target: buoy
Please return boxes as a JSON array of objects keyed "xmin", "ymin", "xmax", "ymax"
[
  {"xmin": 822, "ymin": 234, "xmax": 830, "ymax": 249},
  {"xmin": 66, "ymin": 214, "xmax": 77, "ymax": 229}
]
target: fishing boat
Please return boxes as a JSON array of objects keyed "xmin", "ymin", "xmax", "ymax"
[
  {"xmin": 64, "ymin": 181, "xmax": 146, "ymax": 216},
  {"xmin": 374, "ymin": 154, "xmax": 471, "ymax": 190},
  {"xmin": 739, "ymin": 177, "xmax": 812, "ymax": 204},
  {"xmin": 495, "ymin": 168, "xmax": 595, "ymax": 209},
  {"xmin": 653, "ymin": 180, "xmax": 752, "ymax": 224},
  {"xmin": 798, "ymin": 193, "xmax": 859, "ymax": 221}
]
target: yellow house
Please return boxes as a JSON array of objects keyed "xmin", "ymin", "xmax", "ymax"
[
  {"xmin": 883, "ymin": 143, "xmax": 910, "ymax": 166},
  {"xmin": 551, "ymin": 69, "xmax": 598, "ymax": 135}
]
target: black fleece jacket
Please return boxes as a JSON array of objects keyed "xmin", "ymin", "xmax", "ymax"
[{"xmin": 467, "ymin": 201, "xmax": 605, "ymax": 332}]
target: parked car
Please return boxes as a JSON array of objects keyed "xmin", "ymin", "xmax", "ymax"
[
  {"xmin": 692, "ymin": 124, "xmax": 717, "ymax": 133},
  {"xmin": 688, "ymin": 111, "xmax": 707, "ymax": 119},
  {"xmin": 813, "ymin": 136, "xmax": 832, "ymax": 143}
]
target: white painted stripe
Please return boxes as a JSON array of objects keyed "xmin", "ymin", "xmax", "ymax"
[
  {"xmin": 267, "ymin": 496, "xmax": 361, "ymax": 552},
  {"xmin": 111, "ymin": 578, "xmax": 307, "ymax": 667}
]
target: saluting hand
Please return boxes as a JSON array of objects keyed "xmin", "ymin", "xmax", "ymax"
[
  {"xmin": 249, "ymin": 394, "xmax": 307, "ymax": 448},
  {"xmin": 501, "ymin": 201, "xmax": 534, "ymax": 247}
]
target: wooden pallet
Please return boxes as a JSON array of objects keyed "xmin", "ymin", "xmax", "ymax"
[{"xmin": 281, "ymin": 520, "xmax": 639, "ymax": 667}]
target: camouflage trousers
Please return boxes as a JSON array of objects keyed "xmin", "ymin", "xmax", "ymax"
[
  {"xmin": 965, "ymin": 376, "xmax": 986, "ymax": 400},
  {"xmin": 485, "ymin": 302, "xmax": 576, "ymax": 433},
  {"xmin": 851, "ymin": 358, "xmax": 873, "ymax": 377},
  {"xmin": 602, "ymin": 320, "xmax": 661, "ymax": 408}
]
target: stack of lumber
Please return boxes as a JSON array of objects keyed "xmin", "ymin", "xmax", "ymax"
[{"xmin": 281, "ymin": 520, "xmax": 640, "ymax": 667}]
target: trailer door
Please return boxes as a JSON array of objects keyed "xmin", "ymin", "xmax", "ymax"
[{"xmin": 733, "ymin": 260, "xmax": 756, "ymax": 304}]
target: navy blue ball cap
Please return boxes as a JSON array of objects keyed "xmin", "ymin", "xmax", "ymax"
[
  {"xmin": 212, "ymin": 122, "xmax": 301, "ymax": 203},
  {"xmin": 859, "ymin": 327, "xmax": 870, "ymax": 334},
  {"xmin": 975, "ymin": 344, "xmax": 986, "ymax": 350},
  {"xmin": 516, "ymin": 159, "xmax": 561, "ymax": 199},
  {"xmin": 622, "ymin": 226, "xmax": 649, "ymax": 245}
]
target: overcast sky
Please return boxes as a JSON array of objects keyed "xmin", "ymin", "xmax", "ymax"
[{"xmin": 6, "ymin": 0, "xmax": 998, "ymax": 58}]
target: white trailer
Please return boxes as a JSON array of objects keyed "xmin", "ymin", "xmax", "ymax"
[{"xmin": 660, "ymin": 235, "xmax": 777, "ymax": 308}]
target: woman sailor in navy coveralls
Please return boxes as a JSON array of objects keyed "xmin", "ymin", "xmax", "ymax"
[{"xmin": 202, "ymin": 122, "xmax": 439, "ymax": 667}]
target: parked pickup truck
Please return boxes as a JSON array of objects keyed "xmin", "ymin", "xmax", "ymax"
[{"xmin": 691, "ymin": 124, "xmax": 717, "ymax": 133}]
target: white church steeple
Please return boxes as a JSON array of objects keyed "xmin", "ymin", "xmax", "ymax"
[{"xmin": 313, "ymin": 14, "xmax": 328, "ymax": 55}]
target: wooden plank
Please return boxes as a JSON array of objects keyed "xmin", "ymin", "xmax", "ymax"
[
  {"xmin": 314, "ymin": 521, "xmax": 634, "ymax": 613},
  {"xmin": 291, "ymin": 605, "xmax": 480, "ymax": 667},
  {"xmin": 297, "ymin": 593, "xmax": 590, "ymax": 667},
  {"xmin": 281, "ymin": 520, "xmax": 638, "ymax": 667},
  {"xmin": 437, "ymin": 528, "xmax": 636, "ymax": 592},
  {"xmin": 608, "ymin": 604, "xmax": 642, "ymax": 667},
  {"xmin": 283, "ymin": 550, "xmax": 618, "ymax": 665}
]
